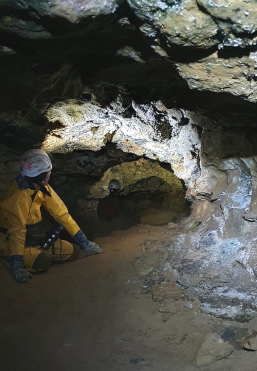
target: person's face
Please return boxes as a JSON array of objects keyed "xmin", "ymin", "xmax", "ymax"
[{"xmin": 42, "ymin": 171, "xmax": 51, "ymax": 186}]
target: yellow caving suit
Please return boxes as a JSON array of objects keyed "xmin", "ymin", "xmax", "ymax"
[{"xmin": 0, "ymin": 182, "xmax": 80, "ymax": 269}]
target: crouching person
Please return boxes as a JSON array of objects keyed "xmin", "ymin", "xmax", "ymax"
[{"xmin": 0, "ymin": 149, "xmax": 103, "ymax": 283}]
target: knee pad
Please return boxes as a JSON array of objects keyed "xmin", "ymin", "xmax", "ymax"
[
  {"xmin": 65, "ymin": 244, "xmax": 80, "ymax": 262},
  {"xmin": 32, "ymin": 250, "xmax": 53, "ymax": 272},
  {"xmin": 52, "ymin": 239, "xmax": 80, "ymax": 263}
]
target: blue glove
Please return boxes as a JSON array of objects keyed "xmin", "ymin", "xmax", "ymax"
[
  {"xmin": 73, "ymin": 230, "xmax": 104, "ymax": 255},
  {"xmin": 10, "ymin": 255, "xmax": 32, "ymax": 283}
]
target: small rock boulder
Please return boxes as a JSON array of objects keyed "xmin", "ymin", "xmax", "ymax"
[{"xmin": 196, "ymin": 333, "xmax": 233, "ymax": 367}]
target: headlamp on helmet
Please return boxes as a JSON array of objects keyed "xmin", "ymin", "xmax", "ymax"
[{"xmin": 108, "ymin": 179, "xmax": 121, "ymax": 191}]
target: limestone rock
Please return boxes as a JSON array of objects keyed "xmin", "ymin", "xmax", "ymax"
[
  {"xmin": 243, "ymin": 332, "xmax": 257, "ymax": 350},
  {"xmin": 158, "ymin": 0, "xmax": 218, "ymax": 48},
  {"xmin": 213, "ymin": 325, "xmax": 250, "ymax": 350},
  {"xmin": 196, "ymin": 333, "xmax": 233, "ymax": 367},
  {"xmin": 176, "ymin": 52, "xmax": 257, "ymax": 103},
  {"xmin": 117, "ymin": 46, "xmax": 144, "ymax": 63},
  {"xmin": 0, "ymin": 0, "xmax": 118, "ymax": 35},
  {"xmin": 158, "ymin": 298, "xmax": 184, "ymax": 316},
  {"xmin": 128, "ymin": 0, "xmax": 218, "ymax": 48},
  {"xmin": 198, "ymin": 0, "xmax": 257, "ymax": 35},
  {"xmin": 152, "ymin": 282, "xmax": 186, "ymax": 301}
]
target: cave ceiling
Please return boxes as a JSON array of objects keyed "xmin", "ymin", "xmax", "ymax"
[{"xmin": 1, "ymin": 0, "xmax": 257, "ymax": 129}]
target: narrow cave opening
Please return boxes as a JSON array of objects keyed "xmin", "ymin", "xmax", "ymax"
[
  {"xmin": 49, "ymin": 148, "xmax": 191, "ymax": 240},
  {"xmin": 93, "ymin": 175, "xmax": 191, "ymax": 238}
]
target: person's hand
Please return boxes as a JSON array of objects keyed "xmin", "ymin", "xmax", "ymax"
[
  {"xmin": 82, "ymin": 241, "xmax": 104, "ymax": 255},
  {"xmin": 73, "ymin": 230, "xmax": 104, "ymax": 255},
  {"xmin": 10, "ymin": 254, "xmax": 32, "ymax": 283},
  {"xmin": 11, "ymin": 267, "xmax": 32, "ymax": 283}
]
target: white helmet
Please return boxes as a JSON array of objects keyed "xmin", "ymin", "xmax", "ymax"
[
  {"xmin": 108, "ymin": 179, "xmax": 120, "ymax": 191},
  {"xmin": 20, "ymin": 149, "xmax": 52, "ymax": 177}
]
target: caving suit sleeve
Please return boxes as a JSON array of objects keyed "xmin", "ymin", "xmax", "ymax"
[
  {"xmin": 42, "ymin": 185, "xmax": 80, "ymax": 237},
  {"xmin": 1, "ymin": 190, "xmax": 32, "ymax": 256}
]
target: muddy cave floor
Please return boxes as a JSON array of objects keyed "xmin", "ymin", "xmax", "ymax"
[{"xmin": 1, "ymin": 220, "xmax": 257, "ymax": 371}]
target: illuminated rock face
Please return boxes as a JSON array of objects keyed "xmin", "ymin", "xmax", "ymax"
[
  {"xmin": 43, "ymin": 100, "xmax": 201, "ymax": 188},
  {"xmin": 1, "ymin": 0, "xmax": 257, "ymax": 318},
  {"xmin": 0, "ymin": 0, "xmax": 118, "ymax": 34}
]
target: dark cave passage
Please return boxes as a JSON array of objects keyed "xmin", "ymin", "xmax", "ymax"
[{"xmin": 49, "ymin": 149, "xmax": 191, "ymax": 240}]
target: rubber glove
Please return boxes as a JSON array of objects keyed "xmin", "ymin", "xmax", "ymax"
[
  {"xmin": 10, "ymin": 255, "xmax": 32, "ymax": 283},
  {"xmin": 73, "ymin": 230, "xmax": 104, "ymax": 255}
]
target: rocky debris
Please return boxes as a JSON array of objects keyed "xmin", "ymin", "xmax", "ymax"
[
  {"xmin": 131, "ymin": 254, "xmax": 156, "ymax": 277},
  {"xmin": 152, "ymin": 282, "xmax": 186, "ymax": 301},
  {"xmin": 163, "ymin": 332, "xmax": 188, "ymax": 345},
  {"xmin": 168, "ymin": 226, "xmax": 257, "ymax": 319},
  {"xmin": 117, "ymin": 46, "xmax": 144, "ymax": 63},
  {"xmin": 158, "ymin": 298, "xmax": 185, "ymax": 322},
  {"xmin": 196, "ymin": 332, "xmax": 233, "ymax": 367},
  {"xmin": 162, "ymin": 261, "xmax": 178, "ymax": 283},
  {"xmin": 176, "ymin": 273, "xmax": 202, "ymax": 288},
  {"xmin": 129, "ymin": 357, "xmax": 150, "ymax": 366},
  {"xmin": 0, "ymin": 45, "xmax": 16, "ymax": 55},
  {"xmin": 243, "ymin": 332, "xmax": 257, "ymax": 350},
  {"xmin": 213, "ymin": 325, "xmax": 250, "ymax": 350}
]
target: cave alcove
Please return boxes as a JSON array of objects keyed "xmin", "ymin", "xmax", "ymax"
[{"xmin": 48, "ymin": 147, "xmax": 191, "ymax": 240}]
